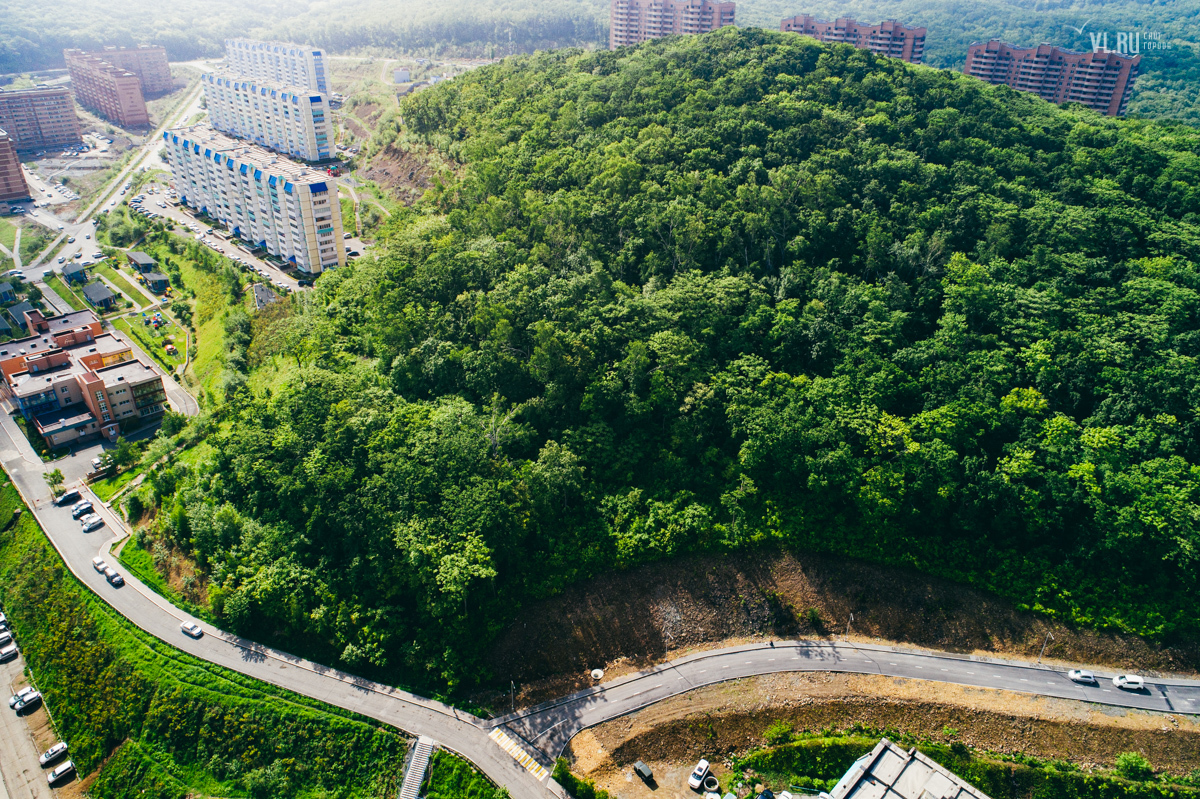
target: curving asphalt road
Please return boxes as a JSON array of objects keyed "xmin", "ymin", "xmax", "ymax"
[{"xmin": 1, "ymin": 412, "xmax": 1198, "ymax": 795}]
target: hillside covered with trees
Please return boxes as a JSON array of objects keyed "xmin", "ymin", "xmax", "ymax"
[{"xmin": 142, "ymin": 29, "xmax": 1200, "ymax": 690}]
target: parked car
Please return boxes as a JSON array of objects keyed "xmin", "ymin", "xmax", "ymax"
[
  {"xmin": 0, "ymin": 644, "xmax": 18, "ymax": 662},
  {"xmin": 57, "ymin": 256, "xmax": 65, "ymax": 264},
  {"xmin": 343, "ymin": 232, "xmax": 352, "ymax": 239},
  {"xmin": 13, "ymin": 690, "xmax": 41, "ymax": 712},
  {"xmin": 0, "ymin": 612, "xmax": 7, "ymax": 630},
  {"xmin": 297, "ymin": 279, "xmax": 313, "ymax": 288},
  {"xmin": 82, "ymin": 516, "xmax": 106, "ymax": 533},
  {"xmin": 180, "ymin": 621, "xmax": 203, "ymax": 639},
  {"xmin": 70, "ymin": 500, "xmax": 93, "ymax": 519},
  {"xmin": 1067, "ymin": 669, "xmax": 1096, "ymax": 684},
  {"xmin": 46, "ymin": 761, "xmax": 74, "ymax": 785},
  {"xmin": 39, "ymin": 741, "xmax": 68, "ymax": 767},
  {"xmin": 54, "ymin": 488, "xmax": 81, "ymax": 506},
  {"xmin": 9, "ymin": 686, "xmax": 36, "ymax": 708},
  {"xmin": 687, "ymin": 759, "xmax": 710, "ymax": 790},
  {"xmin": 90, "ymin": 456, "xmax": 105, "ymax": 471},
  {"xmin": 0, "ymin": 632, "xmax": 12, "ymax": 648},
  {"xmin": 103, "ymin": 567, "xmax": 124, "ymax": 587},
  {"xmin": 633, "ymin": 761, "xmax": 654, "ymax": 782},
  {"xmin": 92, "ymin": 556, "xmax": 108, "ymax": 573},
  {"xmin": 1113, "ymin": 674, "xmax": 1146, "ymax": 691},
  {"xmin": 78, "ymin": 512, "xmax": 101, "ymax": 527}
]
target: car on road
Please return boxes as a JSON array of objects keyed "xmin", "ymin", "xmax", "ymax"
[
  {"xmin": 13, "ymin": 689, "xmax": 41, "ymax": 712},
  {"xmin": 6, "ymin": 269, "xmax": 19, "ymax": 278},
  {"xmin": 687, "ymin": 759, "xmax": 710, "ymax": 790},
  {"xmin": 67, "ymin": 236, "xmax": 75, "ymax": 243},
  {"xmin": 180, "ymin": 621, "xmax": 203, "ymax": 639},
  {"xmin": 8, "ymin": 686, "xmax": 35, "ymax": 708},
  {"xmin": 0, "ymin": 644, "xmax": 16, "ymax": 663},
  {"xmin": 70, "ymin": 500, "xmax": 93, "ymax": 519},
  {"xmin": 54, "ymin": 488, "xmax": 81, "ymax": 506},
  {"xmin": 1113, "ymin": 674, "xmax": 1145, "ymax": 691},
  {"xmin": 46, "ymin": 761, "xmax": 74, "ymax": 785},
  {"xmin": 92, "ymin": 556, "xmax": 108, "ymax": 573},
  {"xmin": 39, "ymin": 741, "xmax": 68, "ymax": 767},
  {"xmin": 85, "ymin": 233, "xmax": 90, "ymax": 239},
  {"xmin": 102, "ymin": 567, "xmax": 124, "ymax": 587},
  {"xmin": 343, "ymin": 232, "xmax": 352, "ymax": 239},
  {"xmin": 92, "ymin": 252, "xmax": 104, "ymax": 259},
  {"xmin": 1067, "ymin": 669, "xmax": 1096, "ymax": 684},
  {"xmin": 82, "ymin": 516, "xmax": 106, "ymax": 533}
]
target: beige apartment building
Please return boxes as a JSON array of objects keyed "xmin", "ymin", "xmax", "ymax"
[
  {"xmin": 0, "ymin": 87, "xmax": 82, "ymax": 151},
  {"xmin": 965, "ymin": 41, "xmax": 1140, "ymax": 116},
  {"xmin": 91, "ymin": 46, "xmax": 174, "ymax": 94},
  {"xmin": 64, "ymin": 49, "xmax": 150, "ymax": 129},
  {"xmin": 780, "ymin": 15, "xmax": 926, "ymax": 63},
  {"xmin": 0, "ymin": 309, "xmax": 167, "ymax": 447},
  {"xmin": 609, "ymin": 0, "xmax": 736, "ymax": 49},
  {"xmin": 164, "ymin": 125, "xmax": 345, "ymax": 273},
  {"xmin": 0, "ymin": 129, "xmax": 30, "ymax": 203}
]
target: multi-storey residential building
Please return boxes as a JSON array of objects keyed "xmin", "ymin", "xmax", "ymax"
[
  {"xmin": 89, "ymin": 46, "xmax": 174, "ymax": 94},
  {"xmin": 609, "ymin": 0, "xmax": 736, "ymax": 49},
  {"xmin": 201, "ymin": 72, "xmax": 331, "ymax": 162},
  {"xmin": 0, "ymin": 129, "xmax": 30, "ymax": 203},
  {"xmin": 225, "ymin": 39, "xmax": 329, "ymax": 94},
  {"xmin": 964, "ymin": 41, "xmax": 1140, "ymax": 116},
  {"xmin": 163, "ymin": 125, "xmax": 345, "ymax": 274},
  {"xmin": 0, "ymin": 87, "xmax": 82, "ymax": 151},
  {"xmin": 0, "ymin": 309, "xmax": 167, "ymax": 447},
  {"xmin": 780, "ymin": 15, "xmax": 926, "ymax": 63},
  {"xmin": 64, "ymin": 49, "xmax": 150, "ymax": 128}
]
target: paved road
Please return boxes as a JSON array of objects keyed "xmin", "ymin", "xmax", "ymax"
[
  {"xmin": 493, "ymin": 640, "xmax": 1200, "ymax": 762},
  {"xmin": 0, "ymin": 657, "xmax": 55, "ymax": 799}
]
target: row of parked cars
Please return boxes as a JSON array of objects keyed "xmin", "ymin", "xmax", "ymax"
[
  {"xmin": 1, "ymin": 615, "xmax": 73, "ymax": 785},
  {"xmin": 9, "ymin": 688, "xmax": 74, "ymax": 784},
  {"xmin": 54, "ymin": 488, "xmax": 107, "ymax": 534}
]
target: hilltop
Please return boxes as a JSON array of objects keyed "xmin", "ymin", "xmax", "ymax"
[{"xmin": 133, "ymin": 28, "xmax": 1200, "ymax": 690}]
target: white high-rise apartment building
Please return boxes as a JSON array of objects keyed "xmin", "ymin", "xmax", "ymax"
[
  {"xmin": 202, "ymin": 72, "xmax": 331, "ymax": 162},
  {"xmin": 163, "ymin": 125, "xmax": 344, "ymax": 274},
  {"xmin": 225, "ymin": 39, "xmax": 329, "ymax": 94}
]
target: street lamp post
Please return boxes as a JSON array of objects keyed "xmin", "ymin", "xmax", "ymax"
[
  {"xmin": 1038, "ymin": 631, "xmax": 1055, "ymax": 664},
  {"xmin": 845, "ymin": 613, "xmax": 854, "ymax": 641}
]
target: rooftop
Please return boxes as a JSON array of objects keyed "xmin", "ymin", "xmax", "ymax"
[
  {"xmin": 164, "ymin": 124, "xmax": 333, "ymax": 186},
  {"xmin": 144, "ymin": 271, "xmax": 168, "ymax": 282},
  {"xmin": 203, "ymin": 69, "xmax": 322, "ymax": 102},
  {"xmin": 127, "ymin": 251, "xmax": 156, "ymax": 266},
  {"xmin": 82, "ymin": 282, "xmax": 115, "ymax": 303},
  {"xmin": 6, "ymin": 333, "xmax": 129, "ymax": 397},
  {"xmin": 0, "ymin": 282, "xmax": 12, "ymax": 294},
  {"xmin": 34, "ymin": 406, "xmax": 94, "ymax": 435},
  {"xmin": 830, "ymin": 739, "xmax": 990, "ymax": 799},
  {"xmin": 95, "ymin": 358, "xmax": 159, "ymax": 388}
]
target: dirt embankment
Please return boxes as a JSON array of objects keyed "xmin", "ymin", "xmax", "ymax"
[
  {"xmin": 482, "ymin": 551, "xmax": 1200, "ymax": 708},
  {"xmin": 568, "ymin": 672, "xmax": 1200, "ymax": 798},
  {"xmin": 360, "ymin": 144, "xmax": 435, "ymax": 205}
]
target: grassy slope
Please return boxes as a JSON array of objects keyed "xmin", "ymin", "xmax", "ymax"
[
  {"xmin": 0, "ymin": 478, "xmax": 407, "ymax": 798},
  {"xmin": 47, "ymin": 274, "xmax": 84, "ymax": 311}
]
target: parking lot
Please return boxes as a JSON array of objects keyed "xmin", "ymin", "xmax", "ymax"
[{"xmin": 0, "ymin": 647, "xmax": 60, "ymax": 798}]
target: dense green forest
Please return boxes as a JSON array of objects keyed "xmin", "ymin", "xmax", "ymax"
[
  {"xmin": 136, "ymin": 29, "xmax": 1200, "ymax": 691},
  {"xmin": 3, "ymin": 0, "xmax": 1199, "ymax": 122}
]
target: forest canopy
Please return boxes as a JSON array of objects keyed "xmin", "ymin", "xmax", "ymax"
[{"xmin": 149, "ymin": 29, "xmax": 1200, "ymax": 690}]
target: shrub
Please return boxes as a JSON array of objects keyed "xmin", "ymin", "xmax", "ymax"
[
  {"xmin": 1115, "ymin": 753, "xmax": 1153, "ymax": 781},
  {"xmin": 764, "ymin": 720, "xmax": 795, "ymax": 746}
]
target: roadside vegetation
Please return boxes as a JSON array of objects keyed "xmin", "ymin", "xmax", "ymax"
[
  {"xmin": 424, "ymin": 750, "xmax": 509, "ymax": 799},
  {"xmin": 0, "ymin": 478, "xmax": 408, "ymax": 798},
  {"xmin": 726, "ymin": 725, "xmax": 1200, "ymax": 798}
]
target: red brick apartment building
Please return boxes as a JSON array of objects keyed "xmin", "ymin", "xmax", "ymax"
[
  {"xmin": 63, "ymin": 49, "xmax": 150, "ymax": 129},
  {"xmin": 780, "ymin": 15, "xmax": 926, "ymax": 63},
  {"xmin": 964, "ymin": 41, "xmax": 1139, "ymax": 116},
  {"xmin": 0, "ymin": 87, "xmax": 82, "ymax": 151},
  {"xmin": 0, "ymin": 309, "xmax": 167, "ymax": 448},
  {"xmin": 610, "ymin": 0, "xmax": 736, "ymax": 49},
  {"xmin": 92, "ymin": 46, "xmax": 173, "ymax": 94},
  {"xmin": 0, "ymin": 129, "xmax": 30, "ymax": 203}
]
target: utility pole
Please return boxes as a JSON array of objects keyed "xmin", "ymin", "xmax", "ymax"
[
  {"xmin": 1038, "ymin": 631, "xmax": 1055, "ymax": 664},
  {"xmin": 844, "ymin": 613, "xmax": 854, "ymax": 641},
  {"xmin": 511, "ymin": 681, "xmax": 515, "ymax": 713}
]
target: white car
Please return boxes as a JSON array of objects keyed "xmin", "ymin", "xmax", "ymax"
[
  {"xmin": 9, "ymin": 686, "xmax": 36, "ymax": 709},
  {"xmin": 180, "ymin": 621, "xmax": 203, "ymax": 639},
  {"xmin": 92, "ymin": 557, "xmax": 108, "ymax": 573},
  {"xmin": 46, "ymin": 761, "xmax": 74, "ymax": 785},
  {"xmin": 39, "ymin": 741, "xmax": 68, "ymax": 766},
  {"xmin": 1113, "ymin": 674, "xmax": 1145, "ymax": 691},
  {"xmin": 687, "ymin": 759, "xmax": 710, "ymax": 790},
  {"xmin": 83, "ymin": 516, "xmax": 106, "ymax": 534},
  {"xmin": 1067, "ymin": 669, "xmax": 1095, "ymax": 684},
  {"xmin": 0, "ymin": 644, "xmax": 17, "ymax": 662}
]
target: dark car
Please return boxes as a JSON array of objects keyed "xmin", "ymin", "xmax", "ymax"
[
  {"xmin": 55, "ymin": 489, "xmax": 81, "ymax": 506},
  {"xmin": 297, "ymin": 279, "xmax": 313, "ymax": 287},
  {"xmin": 71, "ymin": 500, "xmax": 93, "ymax": 519},
  {"xmin": 103, "ymin": 567, "xmax": 124, "ymax": 587}
]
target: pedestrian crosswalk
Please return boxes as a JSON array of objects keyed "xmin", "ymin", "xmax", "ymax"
[{"xmin": 488, "ymin": 727, "xmax": 549, "ymax": 781}]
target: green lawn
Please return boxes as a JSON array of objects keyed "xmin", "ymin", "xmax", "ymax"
[
  {"xmin": 0, "ymin": 217, "xmax": 17, "ymax": 251},
  {"xmin": 113, "ymin": 316, "xmax": 186, "ymax": 373},
  {"xmin": 47, "ymin": 274, "xmax": 84, "ymax": 311},
  {"xmin": 17, "ymin": 224, "xmax": 53, "ymax": 265},
  {"xmin": 90, "ymin": 467, "xmax": 140, "ymax": 502},
  {"xmin": 95, "ymin": 262, "xmax": 151, "ymax": 307}
]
